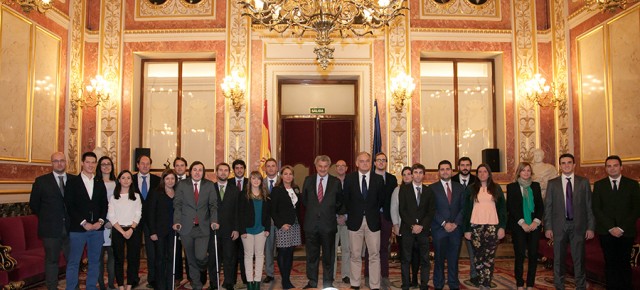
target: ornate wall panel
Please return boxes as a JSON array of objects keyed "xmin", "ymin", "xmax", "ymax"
[
  {"xmin": 512, "ymin": 0, "xmax": 538, "ymax": 163},
  {"xmin": 98, "ymin": 0, "xmax": 124, "ymax": 163},
  {"xmin": 386, "ymin": 5, "xmax": 411, "ymax": 175},
  {"xmin": 421, "ymin": 0, "xmax": 500, "ymax": 19},
  {"xmin": 67, "ymin": 0, "xmax": 86, "ymax": 173},
  {"xmin": 225, "ymin": 1, "xmax": 250, "ymax": 163},
  {"xmin": 135, "ymin": 0, "xmax": 215, "ymax": 19},
  {"xmin": 551, "ymin": 0, "xmax": 571, "ymax": 158}
]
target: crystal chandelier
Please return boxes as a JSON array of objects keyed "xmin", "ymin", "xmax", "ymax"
[
  {"xmin": 584, "ymin": 0, "xmax": 627, "ymax": 13},
  {"xmin": 524, "ymin": 74, "xmax": 564, "ymax": 108},
  {"xmin": 238, "ymin": 0, "xmax": 407, "ymax": 70}
]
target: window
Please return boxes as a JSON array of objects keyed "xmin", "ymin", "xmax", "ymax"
[
  {"xmin": 141, "ymin": 60, "xmax": 216, "ymax": 170},
  {"xmin": 420, "ymin": 59, "xmax": 496, "ymax": 169}
]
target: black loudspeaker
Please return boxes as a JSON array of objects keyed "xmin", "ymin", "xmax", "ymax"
[
  {"xmin": 482, "ymin": 148, "xmax": 500, "ymax": 172},
  {"xmin": 134, "ymin": 148, "xmax": 151, "ymax": 171}
]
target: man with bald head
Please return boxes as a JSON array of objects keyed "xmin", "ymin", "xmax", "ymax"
[{"xmin": 30, "ymin": 152, "xmax": 74, "ymax": 290}]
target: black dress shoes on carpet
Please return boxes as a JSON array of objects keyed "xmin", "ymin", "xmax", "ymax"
[{"xmin": 263, "ymin": 276, "xmax": 274, "ymax": 283}]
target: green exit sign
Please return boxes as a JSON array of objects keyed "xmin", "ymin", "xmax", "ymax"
[{"xmin": 310, "ymin": 108, "xmax": 325, "ymax": 114}]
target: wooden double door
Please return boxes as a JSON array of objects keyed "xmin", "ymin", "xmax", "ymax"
[{"xmin": 281, "ymin": 117, "xmax": 355, "ymax": 176}]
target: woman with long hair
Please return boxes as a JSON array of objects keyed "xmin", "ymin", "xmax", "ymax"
[
  {"xmin": 147, "ymin": 169, "xmax": 179, "ymax": 290},
  {"xmin": 108, "ymin": 170, "xmax": 142, "ymax": 290},
  {"xmin": 96, "ymin": 156, "xmax": 116, "ymax": 290},
  {"xmin": 239, "ymin": 171, "xmax": 270, "ymax": 290},
  {"xmin": 462, "ymin": 164, "xmax": 507, "ymax": 290},
  {"xmin": 507, "ymin": 162, "xmax": 543, "ymax": 290},
  {"xmin": 269, "ymin": 166, "xmax": 302, "ymax": 289}
]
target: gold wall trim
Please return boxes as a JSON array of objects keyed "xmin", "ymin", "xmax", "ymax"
[
  {"xmin": 411, "ymin": 27, "xmax": 511, "ymax": 34},
  {"xmin": 512, "ymin": 0, "xmax": 539, "ymax": 163},
  {"xmin": 551, "ymin": 0, "xmax": 572, "ymax": 158},
  {"xmin": 135, "ymin": 0, "xmax": 215, "ymax": 20},
  {"xmin": 125, "ymin": 28, "xmax": 226, "ymax": 34},
  {"xmin": 0, "ymin": 190, "xmax": 30, "ymax": 195},
  {"xmin": 67, "ymin": 0, "xmax": 86, "ymax": 174},
  {"xmin": 420, "ymin": 0, "xmax": 500, "ymax": 19},
  {"xmin": 0, "ymin": 181, "xmax": 33, "ymax": 184}
]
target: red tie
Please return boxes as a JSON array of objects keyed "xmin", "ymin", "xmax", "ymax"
[
  {"xmin": 194, "ymin": 183, "xmax": 199, "ymax": 224},
  {"xmin": 446, "ymin": 182, "xmax": 452, "ymax": 204},
  {"xmin": 317, "ymin": 177, "xmax": 324, "ymax": 203},
  {"xmin": 237, "ymin": 179, "xmax": 242, "ymax": 191}
]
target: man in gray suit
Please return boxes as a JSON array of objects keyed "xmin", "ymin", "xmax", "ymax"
[
  {"xmin": 544, "ymin": 153, "xmax": 595, "ymax": 290},
  {"xmin": 173, "ymin": 161, "xmax": 218, "ymax": 290},
  {"xmin": 263, "ymin": 158, "xmax": 279, "ymax": 283}
]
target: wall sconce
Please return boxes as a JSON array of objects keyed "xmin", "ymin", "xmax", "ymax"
[
  {"xmin": 524, "ymin": 73, "xmax": 564, "ymax": 107},
  {"xmin": 221, "ymin": 70, "xmax": 246, "ymax": 113},
  {"xmin": 15, "ymin": 0, "xmax": 53, "ymax": 13},
  {"xmin": 584, "ymin": 0, "xmax": 627, "ymax": 13},
  {"xmin": 71, "ymin": 75, "xmax": 111, "ymax": 109},
  {"xmin": 390, "ymin": 72, "xmax": 416, "ymax": 113}
]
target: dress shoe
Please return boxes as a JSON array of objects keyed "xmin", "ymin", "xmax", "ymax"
[
  {"xmin": 263, "ymin": 276, "xmax": 274, "ymax": 283},
  {"xmin": 350, "ymin": 287, "xmax": 360, "ymax": 290},
  {"xmin": 302, "ymin": 283, "xmax": 315, "ymax": 289},
  {"xmin": 469, "ymin": 276, "xmax": 480, "ymax": 287},
  {"xmin": 342, "ymin": 277, "xmax": 350, "ymax": 284},
  {"xmin": 410, "ymin": 282, "xmax": 419, "ymax": 288}
]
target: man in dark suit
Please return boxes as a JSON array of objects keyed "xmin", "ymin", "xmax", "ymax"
[
  {"xmin": 399, "ymin": 163, "xmax": 435, "ymax": 290},
  {"xmin": 430, "ymin": 160, "xmax": 465, "ymax": 290},
  {"xmin": 544, "ymin": 153, "xmax": 595, "ymax": 290},
  {"xmin": 209, "ymin": 162, "xmax": 241, "ymax": 290},
  {"xmin": 370, "ymin": 152, "xmax": 397, "ymax": 286},
  {"xmin": 29, "ymin": 152, "xmax": 74, "ymax": 290},
  {"xmin": 262, "ymin": 158, "xmax": 279, "ymax": 283},
  {"xmin": 592, "ymin": 155, "xmax": 640, "ymax": 290},
  {"xmin": 301, "ymin": 155, "xmax": 344, "ymax": 289},
  {"xmin": 173, "ymin": 161, "xmax": 218, "ymax": 290},
  {"xmin": 132, "ymin": 155, "xmax": 161, "ymax": 287},
  {"xmin": 231, "ymin": 159, "xmax": 249, "ymax": 286},
  {"xmin": 172, "ymin": 157, "xmax": 188, "ymax": 283},
  {"xmin": 343, "ymin": 152, "xmax": 385, "ymax": 290},
  {"xmin": 450, "ymin": 156, "xmax": 478, "ymax": 286},
  {"xmin": 64, "ymin": 151, "xmax": 109, "ymax": 290}
]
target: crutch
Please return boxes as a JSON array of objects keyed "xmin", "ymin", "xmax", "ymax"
[
  {"xmin": 213, "ymin": 229, "xmax": 221, "ymax": 290},
  {"xmin": 172, "ymin": 230, "xmax": 178, "ymax": 290}
]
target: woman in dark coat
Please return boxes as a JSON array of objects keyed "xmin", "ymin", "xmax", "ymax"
[
  {"xmin": 269, "ymin": 165, "xmax": 302, "ymax": 290},
  {"xmin": 147, "ymin": 169, "xmax": 178, "ymax": 290},
  {"xmin": 507, "ymin": 162, "xmax": 544, "ymax": 290}
]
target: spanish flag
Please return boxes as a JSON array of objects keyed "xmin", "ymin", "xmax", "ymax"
[{"xmin": 260, "ymin": 99, "xmax": 271, "ymax": 174}]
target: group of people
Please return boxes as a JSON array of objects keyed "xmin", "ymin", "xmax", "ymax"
[{"xmin": 29, "ymin": 149, "xmax": 640, "ymax": 290}]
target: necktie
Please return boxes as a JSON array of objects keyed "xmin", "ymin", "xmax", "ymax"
[
  {"xmin": 462, "ymin": 179, "xmax": 467, "ymax": 188},
  {"xmin": 361, "ymin": 175, "xmax": 368, "ymax": 199},
  {"xmin": 269, "ymin": 179, "xmax": 274, "ymax": 192},
  {"xmin": 237, "ymin": 179, "xmax": 242, "ymax": 191},
  {"xmin": 194, "ymin": 183, "xmax": 199, "ymax": 224},
  {"xmin": 612, "ymin": 180, "xmax": 618, "ymax": 192},
  {"xmin": 416, "ymin": 186, "xmax": 421, "ymax": 205},
  {"xmin": 566, "ymin": 177, "xmax": 573, "ymax": 220},
  {"xmin": 446, "ymin": 182, "xmax": 452, "ymax": 204},
  {"xmin": 220, "ymin": 185, "xmax": 225, "ymax": 200},
  {"xmin": 141, "ymin": 176, "xmax": 148, "ymax": 200},
  {"xmin": 58, "ymin": 176, "xmax": 65, "ymax": 196},
  {"xmin": 317, "ymin": 177, "xmax": 324, "ymax": 203}
]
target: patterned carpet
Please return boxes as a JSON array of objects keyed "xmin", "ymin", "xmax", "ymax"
[{"xmin": 34, "ymin": 252, "xmax": 606, "ymax": 290}]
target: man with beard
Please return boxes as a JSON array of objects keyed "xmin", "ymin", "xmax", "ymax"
[{"xmin": 451, "ymin": 157, "xmax": 478, "ymax": 286}]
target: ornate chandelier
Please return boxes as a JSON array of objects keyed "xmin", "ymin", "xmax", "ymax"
[
  {"xmin": 584, "ymin": 0, "xmax": 627, "ymax": 13},
  {"xmin": 238, "ymin": 0, "xmax": 407, "ymax": 70}
]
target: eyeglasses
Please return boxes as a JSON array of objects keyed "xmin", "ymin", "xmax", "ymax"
[{"xmin": 375, "ymin": 159, "xmax": 387, "ymax": 162}]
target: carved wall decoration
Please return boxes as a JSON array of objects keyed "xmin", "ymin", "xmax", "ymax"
[
  {"xmin": 67, "ymin": 0, "xmax": 86, "ymax": 173},
  {"xmin": 225, "ymin": 1, "xmax": 250, "ymax": 163},
  {"xmin": 386, "ymin": 4, "xmax": 411, "ymax": 175},
  {"xmin": 512, "ymin": 0, "xmax": 538, "ymax": 163},
  {"xmin": 136, "ymin": 0, "xmax": 215, "ymax": 19},
  {"xmin": 551, "ymin": 0, "xmax": 571, "ymax": 157},
  {"xmin": 421, "ymin": 0, "xmax": 499, "ymax": 18},
  {"xmin": 98, "ymin": 0, "xmax": 124, "ymax": 163}
]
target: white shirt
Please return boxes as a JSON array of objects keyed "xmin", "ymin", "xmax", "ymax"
[
  {"xmin": 459, "ymin": 174, "xmax": 470, "ymax": 187},
  {"xmin": 286, "ymin": 188, "xmax": 298, "ymax": 208},
  {"xmin": 412, "ymin": 182, "xmax": 423, "ymax": 201},
  {"xmin": 609, "ymin": 176, "xmax": 621, "ymax": 190},
  {"xmin": 54, "ymin": 172, "xmax": 67, "ymax": 187},
  {"xmin": 440, "ymin": 179, "xmax": 452, "ymax": 197},
  {"xmin": 316, "ymin": 174, "xmax": 328, "ymax": 192},
  {"xmin": 81, "ymin": 172, "xmax": 95, "ymax": 199},
  {"xmin": 107, "ymin": 193, "xmax": 142, "ymax": 226},
  {"xmin": 359, "ymin": 172, "xmax": 370, "ymax": 193},
  {"xmin": 177, "ymin": 174, "xmax": 187, "ymax": 181},
  {"xmin": 137, "ymin": 173, "xmax": 151, "ymax": 191}
]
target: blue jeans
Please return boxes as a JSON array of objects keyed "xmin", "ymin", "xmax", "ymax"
[{"xmin": 66, "ymin": 231, "xmax": 104, "ymax": 290}]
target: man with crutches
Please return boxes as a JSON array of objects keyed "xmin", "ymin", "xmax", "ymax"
[{"xmin": 208, "ymin": 162, "xmax": 241, "ymax": 290}]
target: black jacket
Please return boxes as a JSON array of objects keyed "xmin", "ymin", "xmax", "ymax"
[
  {"xmin": 29, "ymin": 173, "xmax": 76, "ymax": 238},
  {"xmin": 147, "ymin": 188, "xmax": 175, "ymax": 238},
  {"xmin": 238, "ymin": 194, "xmax": 270, "ymax": 235},
  {"xmin": 270, "ymin": 185, "xmax": 299, "ymax": 228},
  {"xmin": 343, "ymin": 172, "xmax": 385, "ymax": 232},
  {"xmin": 65, "ymin": 174, "xmax": 108, "ymax": 232}
]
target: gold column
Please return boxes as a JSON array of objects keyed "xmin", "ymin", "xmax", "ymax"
[
  {"xmin": 385, "ymin": 3, "xmax": 411, "ymax": 175},
  {"xmin": 225, "ymin": 1, "xmax": 250, "ymax": 163},
  {"xmin": 551, "ymin": 0, "xmax": 571, "ymax": 156},
  {"xmin": 97, "ymin": 0, "xmax": 124, "ymax": 162},
  {"xmin": 67, "ymin": 0, "xmax": 86, "ymax": 173},
  {"xmin": 513, "ymin": 0, "xmax": 539, "ymax": 162}
]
